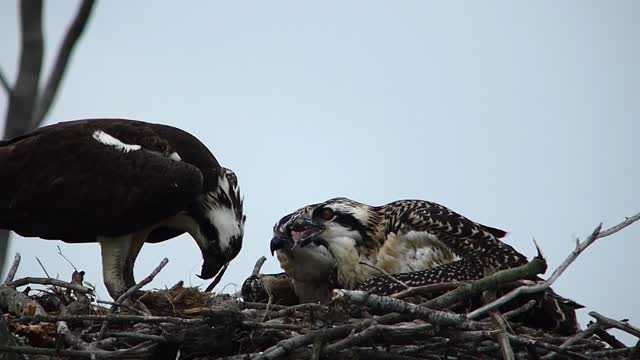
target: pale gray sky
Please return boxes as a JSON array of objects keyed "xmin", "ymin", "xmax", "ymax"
[{"xmin": 1, "ymin": 0, "xmax": 638, "ymax": 343}]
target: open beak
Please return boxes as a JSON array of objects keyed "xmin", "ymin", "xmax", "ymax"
[{"xmin": 290, "ymin": 215, "xmax": 323, "ymax": 248}]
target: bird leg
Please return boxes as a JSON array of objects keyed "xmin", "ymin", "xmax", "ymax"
[
  {"xmin": 98, "ymin": 235, "xmax": 135, "ymax": 299},
  {"xmin": 123, "ymin": 234, "xmax": 146, "ymax": 289}
]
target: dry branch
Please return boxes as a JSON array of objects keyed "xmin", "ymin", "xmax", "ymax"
[
  {"xmin": 2, "ymin": 253, "xmax": 20, "ymax": 285},
  {"xmin": 98, "ymin": 258, "xmax": 169, "ymax": 338},
  {"xmin": 31, "ymin": 0, "xmax": 96, "ymax": 126},
  {"xmin": 468, "ymin": 212, "xmax": 640, "ymax": 319},
  {"xmin": 422, "ymin": 255, "xmax": 546, "ymax": 310},
  {"xmin": 7, "ymin": 277, "xmax": 92, "ymax": 294}
]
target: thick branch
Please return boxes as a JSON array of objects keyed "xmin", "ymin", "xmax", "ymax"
[
  {"xmin": 421, "ymin": 256, "xmax": 546, "ymax": 310},
  {"xmin": 589, "ymin": 311, "xmax": 640, "ymax": 339},
  {"xmin": 7, "ymin": 276, "xmax": 92, "ymax": 294},
  {"xmin": 334, "ymin": 289, "xmax": 481, "ymax": 330},
  {"xmin": 32, "ymin": 0, "xmax": 96, "ymax": 126},
  {"xmin": 4, "ymin": 0, "xmax": 43, "ymax": 137},
  {"xmin": 468, "ymin": 212, "xmax": 640, "ymax": 319}
]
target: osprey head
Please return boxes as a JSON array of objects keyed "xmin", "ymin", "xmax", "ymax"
[
  {"xmin": 269, "ymin": 204, "xmax": 336, "ymax": 284},
  {"xmin": 289, "ymin": 197, "xmax": 375, "ymax": 249},
  {"xmin": 195, "ymin": 168, "xmax": 245, "ymax": 280},
  {"xmin": 269, "ymin": 203, "xmax": 320, "ymax": 254}
]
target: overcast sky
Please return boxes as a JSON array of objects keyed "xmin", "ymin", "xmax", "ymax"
[{"xmin": 1, "ymin": 0, "xmax": 638, "ymax": 343}]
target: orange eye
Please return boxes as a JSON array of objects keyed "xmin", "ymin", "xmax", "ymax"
[{"xmin": 320, "ymin": 208, "xmax": 334, "ymax": 221}]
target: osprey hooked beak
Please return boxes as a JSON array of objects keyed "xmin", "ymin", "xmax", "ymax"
[{"xmin": 197, "ymin": 253, "xmax": 228, "ymax": 280}]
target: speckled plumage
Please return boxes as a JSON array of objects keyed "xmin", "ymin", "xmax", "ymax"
[{"xmin": 290, "ymin": 197, "xmax": 523, "ymax": 290}]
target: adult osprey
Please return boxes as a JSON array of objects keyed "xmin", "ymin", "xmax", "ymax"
[
  {"xmin": 268, "ymin": 197, "xmax": 581, "ymax": 334},
  {"xmin": 0, "ymin": 119, "xmax": 245, "ymax": 299}
]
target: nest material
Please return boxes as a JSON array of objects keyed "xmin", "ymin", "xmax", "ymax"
[{"xmin": 1, "ymin": 279, "xmax": 637, "ymax": 360}]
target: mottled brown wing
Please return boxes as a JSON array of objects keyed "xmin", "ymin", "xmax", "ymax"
[
  {"xmin": 387, "ymin": 200, "xmax": 527, "ymax": 266},
  {"xmin": 0, "ymin": 119, "xmax": 205, "ymax": 242}
]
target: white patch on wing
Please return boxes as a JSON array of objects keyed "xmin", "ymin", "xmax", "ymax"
[
  {"xmin": 92, "ymin": 130, "xmax": 141, "ymax": 153},
  {"xmin": 169, "ymin": 152, "xmax": 181, "ymax": 161}
]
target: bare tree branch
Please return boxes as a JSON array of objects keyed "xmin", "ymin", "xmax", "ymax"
[
  {"xmin": 467, "ymin": 212, "xmax": 640, "ymax": 319},
  {"xmin": 589, "ymin": 311, "xmax": 640, "ymax": 339},
  {"xmin": 7, "ymin": 276, "xmax": 92, "ymax": 294},
  {"xmin": 0, "ymin": 67, "xmax": 11, "ymax": 96},
  {"xmin": 421, "ymin": 255, "xmax": 547, "ymax": 310},
  {"xmin": 4, "ymin": 0, "xmax": 43, "ymax": 138},
  {"xmin": 31, "ymin": 0, "xmax": 96, "ymax": 126}
]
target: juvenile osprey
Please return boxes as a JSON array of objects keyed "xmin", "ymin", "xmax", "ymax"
[
  {"xmin": 268, "ymin": 197, "xmax": 581, "ymax": 334},
  {"xmin": 268, "ymin": 204, "xmax": 337, "ymax": 303},
  {"xmin": 290, "ymin": 197, "xmax": 520, "ymax": 289},
  {"xmin": 0, "ymin": 119, "xmax": 245, "ymax": 299}
]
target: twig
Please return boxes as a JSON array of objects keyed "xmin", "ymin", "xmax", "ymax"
[
  {"xmin": 204, "ymin": 261, "xmax": 229, "ymax": 292},
  {"xmin": 505, "ymin": 334, "xmax": 594, "ymax": 360},
  {"xmin": 2, "ymin": 253, "xmax": 21, "ymax": 284},
  {"xmin": 242, "ymin": 321, "xmax": 306, "ymax": 332},
  {"xmin": 0, "ymin": 345, "xmax": 153, "ymax": 358},
  {"xmin": 56, "ymin": 320, "xmax": 99, "ymax": 351},
  {"xmin": 422, "ymin": 256, "xmax": 546, "ymax": 311},
  {"xmin": 34, "ymin": 257, "xmax": 51, "ymax": 278},
  {"xmin": 360, "ymin": 261, "xmax": 409, "ymax": 290},
  {"xmin": 252, "ymin": 256, "xmax": 267, "ymax": 275},
  {"xmin": 27, "ymin": 313, "xmax": 208, "ymax": 325},
  {"xmin": 106, "ymin": 331, "xmax": 167, "ymax": 342},
  {"xmin": 31, "ymin": 0, "xmax": 96, "ymax": 126},
  {"xmin": 589, "ymin": 311, "xmax": 640, "ymax": 339},
  {"xmin": 8, "ymin": 276, "xmax": 92, "ymax": 294},
  {"xmin": 541, "ymin": 320, "xmax": 602, "ymax": 359},
  {"xmin": 57, "ymin": 245, "xmax": 78, "ymax": 272},
  {"xmin": 468, "ymin": 212, "xmax": 640, "ymax": 319},
  {"xmin": 483, "ymin": 290, "xmax": 514, "ymax": 360},
  {"xmin": 98, "ymin": 258, "xmax": 169, "ymax": 338},
  {"xmin": 254, "ymin": 319, "xmax": 377, "ymax": 360},
  {"xmin": 499, "ymin": 299, "xmax": 537, "ymax": 320},
  {"xmin": 265, "ymin": 303, "xmax": 325, "ymax": 319},
  {"xmin": 333, "ymin": 289, "xmax": 481, "ymax": 330},
  {"xmin": 391, "ymin": 280, "xmax": 469, "ymax": 299}
]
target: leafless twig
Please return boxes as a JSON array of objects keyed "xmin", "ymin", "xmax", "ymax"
[
  {"xmin": 468, "ymin": 212, "xmax": 640, "ymax": 319},
  {"xmin": 98, "ymin": 258, "xmax": 169, "ymax": 338},
  {"xmin": 7, "ymin": 276, "xmax": 92, "ymax": 294},
  {"xmin": 34, "ymin": 257, "xmax": 51, "ymax": 278},
  {"xmin": 57, "ymin": 245, "xmax": 78, "ymax": 272},
  {"xmin": 334, "ymin": 289, "xmax": 481, "ymax": 330},
  {"xmin": 423, "ymin": 256, "xmax": 546, "ymax": 311},
  {"xmin": 252, "ymin": 256, "xmax": 267, "ymax": 275},
  {"xmin": 589, "ymin": 311, "xmax": 640, "ymax": 339},
  {"xmin": 2, "ymin": 253, "xmax": 21, "ymax": 285}
]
